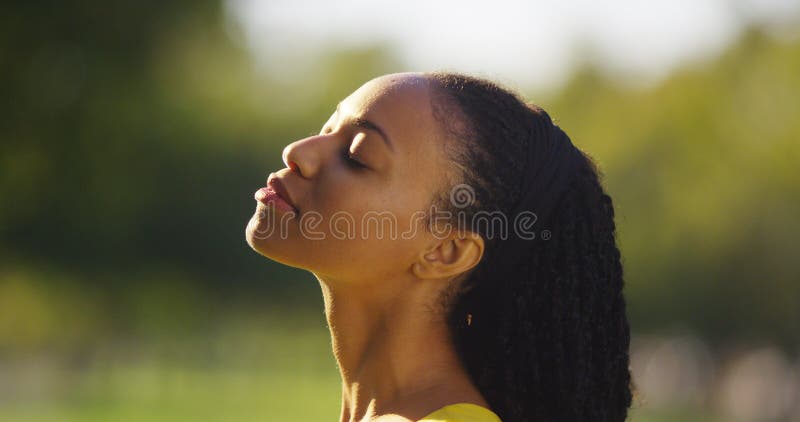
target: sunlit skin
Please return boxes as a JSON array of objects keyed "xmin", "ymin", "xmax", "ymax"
[{"xmin": 245, "ymin": 72, "xmax": 489, "ymax": 422}]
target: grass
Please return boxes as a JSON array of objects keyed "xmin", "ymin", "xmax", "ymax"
[
  {"xmin": 3, "ymin": 365, "xmax": 341, "ymax": 422},
  {"xmin": 1, "ymin": 304, "xmax": 343, "ymax": 422},
  {"xmin": 0, "ymin": 297, "xmax": 720, "ymax": 422}
]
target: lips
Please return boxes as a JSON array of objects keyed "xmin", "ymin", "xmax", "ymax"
[{"xmin": 254, "ymin": 174, "xmax": 298, "ymax": 213}]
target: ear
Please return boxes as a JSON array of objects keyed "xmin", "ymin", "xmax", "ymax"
[{"xmin": 412, "ymin": 231, "xmax": 485, "ymax": 280}]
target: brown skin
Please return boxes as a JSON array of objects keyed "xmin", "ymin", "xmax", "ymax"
[{"xmin": 246, "ymin": 72, "xmax": 488, "ymax": 422}]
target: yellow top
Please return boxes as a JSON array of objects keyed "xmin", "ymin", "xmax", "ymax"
[{"xmin": 419, "ymin": 403, "xmax": 502, "ymax": 422}]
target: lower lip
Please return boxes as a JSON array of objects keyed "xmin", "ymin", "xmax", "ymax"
[{"xmin": 255, "ymin": 186, "xmax": 297, "ymax": 213}]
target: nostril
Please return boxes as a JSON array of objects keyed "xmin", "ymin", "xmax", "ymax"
[
  {"xmin": 282, "ymin": 144, "xmax": 308, "ymax": 178},
  {"xmin": 287, "ymin": 160, "xmax": 302, "ymax": 176}
]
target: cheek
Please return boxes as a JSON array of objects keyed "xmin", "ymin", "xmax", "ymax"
[
  {"xmin": 300, "ymin": 204, "xmax": 431, "ymax": 279},
  {"xmin": 255, "ymin": 162, "xmax": 438, "ymax": 278},
  {"xmin": 245, "ymin": 167, "xmax": 435, "ymax": 278},
  {"xmin": 311, "ymin": 171, "xmax": 365, "ymax": 212}
]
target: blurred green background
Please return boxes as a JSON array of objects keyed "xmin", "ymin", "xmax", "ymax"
[{"xmin": 1, "ymin": 1, "xmax": 798, "ymax": 421}]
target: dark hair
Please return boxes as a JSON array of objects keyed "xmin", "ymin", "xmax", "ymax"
[{"xmin": 423, "ymin": 71, "xmax": 633, "ymax": 422}]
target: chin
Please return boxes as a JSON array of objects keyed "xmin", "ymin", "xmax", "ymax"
[{"xmin": 245, "ymin": 208, "xmax": 306, "ymax": 268}]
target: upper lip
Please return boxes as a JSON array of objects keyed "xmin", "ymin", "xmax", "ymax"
[{"xmin": 266, "ymin": 174, "xmax": 298, "ymax": 211}]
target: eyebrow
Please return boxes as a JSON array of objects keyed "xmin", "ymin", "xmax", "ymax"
[{"xmin": 336, "ymin": 101, "xmax": 394, "ymax": 152}]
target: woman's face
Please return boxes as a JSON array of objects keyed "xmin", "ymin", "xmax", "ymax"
[{"xmin": 246, "ymin": 73, "xmax": 455, "ymax": 285}]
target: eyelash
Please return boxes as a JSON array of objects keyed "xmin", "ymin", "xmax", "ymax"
[
  {"xmin": 321, "ymin": 126, "xmax": 369, "ymax": 170},
  {"xmin": 341, "ymin": 148, "xmax": 368, "ymax": 170}
]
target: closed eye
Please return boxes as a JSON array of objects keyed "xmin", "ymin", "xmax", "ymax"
[
  {"xmin": 318, "ymin": 124, "xmax": 370, "ymax": 170},
  {"xmin": 341, "ymin": 148, "xmax": 369, "ymax": 170}
]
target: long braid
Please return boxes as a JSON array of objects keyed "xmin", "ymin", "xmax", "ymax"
[{"xmin": 425, "ymin": 71, "xmax": 632, "ymax": 422}]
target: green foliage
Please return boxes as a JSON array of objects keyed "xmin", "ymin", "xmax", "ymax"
[
  {"xmin": 1, "ymin": 0, "xmax": 797, "ymax": 361},
  {"xmin": 544, "ymin": 27, "xmax": 800, "ymax": 350},
  {"xmin": 2, "ymin": 2, "xmax": 798, "ymax": 420}
]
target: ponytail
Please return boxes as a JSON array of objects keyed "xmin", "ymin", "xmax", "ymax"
[{"xmin": 426, "ymin": 71, "xmax": 632, "ymax": 422}]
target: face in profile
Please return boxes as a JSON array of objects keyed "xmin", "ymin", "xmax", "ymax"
[{"xmin": 245, "ymin": 73, "xmax": 457, "ymax": 285}]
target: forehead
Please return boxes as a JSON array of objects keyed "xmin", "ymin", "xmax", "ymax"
[
  {"xmin": 340, "ymin": 74, "xmax": 431, "ymax": 124},
  {"xmin": 342, "ymin": 73, "xmax": 447, "ymax": 154},
  {"xmin": 341, "ymin": 73, "xmax": 454, "ymax": 200}
]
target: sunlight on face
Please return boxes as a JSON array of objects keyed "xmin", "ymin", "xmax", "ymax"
[{"xmin": 246, "ymin": 72, "xmax": 454, "ymax": 285}]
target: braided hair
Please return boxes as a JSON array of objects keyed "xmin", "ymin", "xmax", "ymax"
[{"xmin": 423, "ymin": 71, "xmax": 632, "ymax": 422}]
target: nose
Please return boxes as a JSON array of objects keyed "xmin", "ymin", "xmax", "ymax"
[{"xmin": 282, "ymin": 134, "xmax": 333, "ymax": 179}]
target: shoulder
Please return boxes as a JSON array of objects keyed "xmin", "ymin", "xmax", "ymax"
[{"xmin": 418, "ymin": 403, "xmax": 502, "ymax": 422}]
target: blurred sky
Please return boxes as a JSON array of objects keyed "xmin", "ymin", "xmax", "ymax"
[{"xmin": 225, "ymin": 0, "xmax": 800, "ymax": 91}]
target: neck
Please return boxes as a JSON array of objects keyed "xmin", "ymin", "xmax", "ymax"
[{"xmin": 316, "ymin": 275, "xmax": 486, "ymax": 422}]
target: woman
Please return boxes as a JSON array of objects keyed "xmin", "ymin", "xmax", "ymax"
[{"xmin": 245, "ymin": 71, "xmax": 633, "ymax": 422}]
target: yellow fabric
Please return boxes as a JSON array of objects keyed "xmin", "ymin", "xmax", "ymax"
[{"xmin": 419, "ymin": 403, "xmax": 502, "ymax": 422}]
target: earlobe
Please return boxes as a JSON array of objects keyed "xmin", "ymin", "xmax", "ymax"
[{"xmin": 411, "ymin": 233, "xmax": 484, "ymax": 281}]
